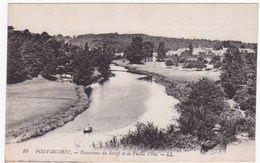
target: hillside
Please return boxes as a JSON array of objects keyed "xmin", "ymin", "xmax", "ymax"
[{"xmin": 54, "ymin": 33, "xmax": 256, "ymax": 52}]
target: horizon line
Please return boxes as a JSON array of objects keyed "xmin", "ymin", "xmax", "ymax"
[{"xmin": 9, "ymin": 25, "xmax": 257, "ymax": 44}]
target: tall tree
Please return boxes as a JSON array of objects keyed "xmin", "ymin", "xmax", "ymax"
[
  {"xmin": 220, "ymin": 46, "xmax": 246, "ymax": 99},
  {"xmin": 72, "ymin": 47, "xmax": 94, "ymax": 86},
  {"xmin": 142, "ymin": 41, "xmax": 154, "ymax": 62},
  {"xmin": 188, "ymin": 42, "xmax": 193, "ymax": 55},
  {"xmin": 94, "ymin": 43, "xmax": 114, "ymax": 79},
  {"xmin": 7, "ymin": 31, "xmax": 26, "ymax": 83},
  {"xmin": 157, "ymin": 42, "xmax": 167, "ymax": 61},
  {"xmin": 125, "ymin": 36, "xmax": 143, "ymax": 64}
]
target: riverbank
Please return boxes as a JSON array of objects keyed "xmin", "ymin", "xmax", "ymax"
[
  {"xmin": 113, "ymin": 60, "xmax": 220, "ymax": 81},
  {"xmin": 6, "ymin": 65, "xmax": 181, "ymax": 161},
  {"xmin": 112, "ymin": 60, "xmax": 255, "ymax": 151},
  {"xmin": 113, "ymin": 60, "xmax": 193, "ymax": 102},
  {"xmin": 5, "ymin": 78, "xmax": 90, "ymax": 143}
]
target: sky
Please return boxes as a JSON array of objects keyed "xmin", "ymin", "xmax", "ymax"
[{"xmin": 8, "ymin": 3, "xmax": 258, "ymax": 43}]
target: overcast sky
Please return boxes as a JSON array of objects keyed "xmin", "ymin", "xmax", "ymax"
[{"xmin": 8, "ymin": 4, "xmax": 258, "ymax": 43}]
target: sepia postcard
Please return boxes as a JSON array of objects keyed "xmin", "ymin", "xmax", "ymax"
[{"xmin": 5, "ymin": 3, "xmax": 257, "ymax": 162}]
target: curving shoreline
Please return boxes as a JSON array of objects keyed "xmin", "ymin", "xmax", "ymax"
[{"xmin": 113, "ymin": 60, "xmax": 192, "ymax": 102}]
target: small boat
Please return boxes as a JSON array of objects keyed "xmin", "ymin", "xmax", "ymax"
[{"xmin": 83, "ymin": 125, "xmax": 93, "ymax": 134}]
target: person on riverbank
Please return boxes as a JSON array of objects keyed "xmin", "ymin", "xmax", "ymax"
[{"xmin": 200, "ymin": 124, "xmax": 227, "ymax": 154}]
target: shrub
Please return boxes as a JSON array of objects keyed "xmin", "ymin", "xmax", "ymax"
[
  {"xmin": 203, "ymin": 59, "xmax": 208, "ymax": 64},
  {"xmin": 120, "ymin": 122, "xmax": 167, "ymax": 149},
  {"xmin": 179, "ymin": 57, "xmax": 186, "ymax": 63},
  {"xmin": 165, "ymin": 59, "xmax": 174, "ymax": 66},
  {"xmin": 178, "ymin": 78, "xmax": 225, "ymax": 140},
  {"xmin": 219, "ymin": 107, "xmax": 243, "ymax": 142},
  {"xmin": 234, "ymin": 86, "xmax": 256, "ymax": 115},
  {"xmin": 210, "ymin": 55, "xmax": 221, "ymax": 64},
  {"xmin": 184, "ymin": 60, "xmax": 197, "ymax": 69},
  {"xmin": 166, "ymin": 133, "xmax": 199, "ymax": 151},
  {"xmin": 213, "ymin": 61, "xmax": 222, "ymax": 68},
  {"xmin": 112, "ymin": 122, "xmax": 199, "ymax": 151}
]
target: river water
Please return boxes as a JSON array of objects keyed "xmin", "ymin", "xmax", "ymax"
[
  {"xmin": 46, "ymin": 65, "xmax": 179, "ymax": 136},
  {"xmin": 6, "ymin": 65, "xmax": 179, "ymax": 160},
  {"xmin": 5, "ymin": 65, "xmax": 255, "ymax": 162}
]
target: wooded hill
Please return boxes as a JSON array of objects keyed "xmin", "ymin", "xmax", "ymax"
[{"xmin": 54, "ymin": 33, "xmax": 256, "ymax": 52}]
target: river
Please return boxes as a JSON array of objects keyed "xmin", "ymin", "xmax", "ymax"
[{"xmin": 5, "ymin": 65, "xmax": 180, "ymax": 161}]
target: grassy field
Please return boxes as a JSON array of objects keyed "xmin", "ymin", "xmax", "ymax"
[
  {"xmin": 6, "ymin": 78, "xmax": 89, "ymax": 143},
  {"xmin": 113, "ymin": 60, "xmax": 220, "ymax": 82}
]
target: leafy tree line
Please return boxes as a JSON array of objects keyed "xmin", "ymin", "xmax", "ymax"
[
  {"xmin": 124, "ymin": 36, "xmax": 167, "ymax": 64},
  {"xmin": 55, "ymin": 33, "xmax": 256, "ymax": 52},
  {"xmin": 7, "ymin": 26, "xmax": 114, "ymax": 86}
]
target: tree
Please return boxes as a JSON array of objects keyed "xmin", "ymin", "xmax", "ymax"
[
  {"xmin": 157, "ymin": 42, "xmax": 167, "ymax": 61},
  {"xmin": 84, "ymin": 42, "xmax": 89, "ymax": 53},
  {"xmin": 142, "ymin": 41, "xmax": 154, "ymax": 62},
  {"xmin": 213, "ymin": 42, "xmax": 223, "ymax": 50},
  {"xmin": 72, "ymin": 47, "xmax": 94, "ymax": 86},
  {"xmin": 8, "ymin": 26, "xmax": 14, "ymax": 33},
  {"xmin": 253, "ymin": 44, "xmax": 257, "ymax": 53},
  {"xmin": 7, "ymin": 28, "xmax": 30, "ymax": 83},
  {"xmin": 196, "ymin": 56, "xmax": 206, "ymax": 70},
  {"xmin": 220, "ymin": 46, "xmax": 247, "ymax": 99},
  {"xmin": 233, "ymin": 52, "xmax": 256, "ymax": 116},
  {"xmin": 178, "ymin": 78, "xmax": 225, "ymax": 140},
  {"xmin": 7, "ymin": 34, "xmax": 26, "ymax": 83},
  {"xmin": 188, "ymin": 42, "xmax": 193, "ymax": 55},
  {"xmin": 125, "ymin": 37, "xmax": 143, "ymax": 64},
  {"xmin": 41, "ymin": 38, "xmax": 62, "ymax": 79},
  {"xmin": 93, "ymin": 43, "xmax": 113, "ymax": 79}
]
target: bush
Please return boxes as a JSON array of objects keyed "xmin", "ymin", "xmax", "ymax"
[
  {"xmin": 203, "ymin": 59, "xmax": 208, "ymax": 64},
  {"xmin": 165, "ymin": 59, "xmax": 174, "ymax": 66},
  {"xmin": 213, "ymin": 61, "xmax": 222, "ymax": 68},
  {"xmin": 179, "ymin": 57, "xmax": 186, "ymax": 63},
  {"xmin": 165, "ymin": 133, "xmax": 199, "ymax": 151},
  {"xmin": 234, "ymin": 86, "xmax": 256, "ymax": 115},
  {"xmin": 184, "ymin": 60, "xmax": 197, "ymax": 69},
  {"xmin": 112, "ymin": 122, "xmax": 199, "ymax": 151},
  {"xmin": 120, "ymin": 122, "xmax": 167, "ymax": 149},
  {"xmin": 178, "ymin": 78, "xmax": 225, "ymax": 140}
]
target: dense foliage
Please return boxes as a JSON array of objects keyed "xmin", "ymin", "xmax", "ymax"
[
  {"xmin": 220, "ymin": 46, "xmax": 256, "ymax": 116},
  {"xmin": 178, "ymin": 78, "xmax": 225, "ymax": 140},
  {"xmin": 125, "ymin": 37, "xmax": 144, "ymax": 64},
  {"xmin": 55, "ymin": 33, "xmax": 256, "ymax": 52},
  {"xmin": 165, "ymin": 59, "xmax": 174, "ymax": 66},
  {"xmin": 157, "ymin": 42, "xmax": 167, "ymax": 61},
  {"xmin": 107, "ymin": 122, "xmax": 198, "ymax": 150},
  {"xmin": 124, "ymin": 37, "xmax": 157, "ymax": 64},
  {"xmin": 7, "ymin": 27, "xmax": 113, "ymax": 85}
]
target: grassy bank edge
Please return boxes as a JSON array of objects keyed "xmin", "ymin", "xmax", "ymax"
[{"xmin": 5, "ymin": 85, "xmax": 89, "ymax": 144}]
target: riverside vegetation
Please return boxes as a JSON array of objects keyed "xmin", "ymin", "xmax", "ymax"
[
  {"xmin": 6, "ymin": 27, "xmax": 114, "ymax": 143},
  {"xmin": 7, "ymin": 26, "xmax": 114, "ymax": 85},
  {"xmin": 106, "ymin": 37, "xmax": 256, "ymax": 151},
  {"xmin": 7, "ymin": 28, "xmax": 256, "ymax": 151}
]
